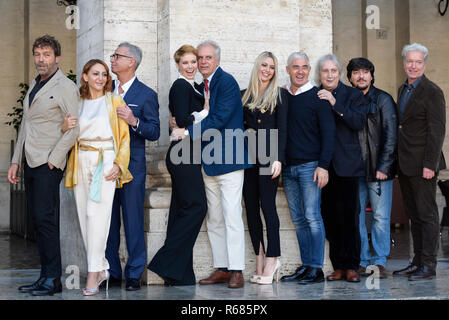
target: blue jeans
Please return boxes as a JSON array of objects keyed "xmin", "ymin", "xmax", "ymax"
[
  {"xmin": 282, "ymin": 161, "xmax": 325, "ymax": 268},
  {"xmin": 359, "ymin": 178, "xmax": 393, "ymax": 268}
]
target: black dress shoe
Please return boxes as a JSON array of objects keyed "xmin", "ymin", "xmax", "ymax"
[
  {"xmin": 99, "ymin": 275, "xmax": 121, "ymax": 289},
  {"xmin": 392, "ymin": 264, "xmax": 419, "ymax": 277},
  {"xmin": 125, "ymin": 278, "xmax": 141, "ymax": 291},
  {"xmin": 19, "ymin": 277, "xmax": 46, "ymax": 293},
  {"xmin": 298, "ymin": 267, "xmax": 324, "ymax": 285},
  {"xmin": 408, "ymin": 265, "xmax": 436, "ymax": 281},
  {"xmin": 31, "ymin": 278, "xmax": 62, "ymax": 296},
  {"xmin": 280, "ymin": 265, "xmax": 309, "ymax": 282}
]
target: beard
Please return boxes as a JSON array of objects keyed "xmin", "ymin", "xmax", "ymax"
[
  {"xmin": 35, "ymin": 61, "xmax": 57, "ymax": 77},
  {"xmin": 353, "ymin": 81, "xmax": 369, "ymax": 91}
]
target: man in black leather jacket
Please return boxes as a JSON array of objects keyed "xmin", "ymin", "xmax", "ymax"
[{"xmin": 347, "ymin": 57, "xmax": 398, "ymax": 279}]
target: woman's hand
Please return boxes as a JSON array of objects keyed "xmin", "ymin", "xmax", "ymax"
[
  {"xmin": 170, "ymin": 127, "xmax": 187, "ymax": 141},
  {"xmin": 271, "ymin": 161, "xmax": 282, "ymax": 179},
  {"xmin": 61, "ymin": 113, "xmax": 78, "ymax": 133},
  {"xmin": 105, "ymin": 163, "xmax": 121, "ymax": 181}
]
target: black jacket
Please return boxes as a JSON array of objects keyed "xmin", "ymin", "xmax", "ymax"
[
  {"xmin": 328, "ymin": 81, "xmax": 368, "ymax": 177},
  {"xmin": 397, "ymin": 75, "xmax": 446, "ymax": 175},
  {"xmin": 358, "ymin": 85, "xmax": 398, "ymax": 181},
  {"xmin": 241, "ymin": 87, "xmax": 288, "ymax": 165}
]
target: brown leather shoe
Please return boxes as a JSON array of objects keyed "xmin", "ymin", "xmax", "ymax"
[
  {"xmin": 346, "ymin": 269, "xmax": 360, "ymax": 282},
  {"xmin": 326, "ymin": 269, "xmax": 345, "ymax": 281},
  {"xmin": 199, "ymin": 270, "xmax": 232, "ymax": 285},
  {"xmin": 228, "ymin": 272, "xmax": 244, "ymax": 288},
  {"xmin": 376, "ymin": 265, "xmax": 388, "ymax": 279},
  {"xmin": 358, "ymin": 265, "xmax": 374, "ymax": 277}
]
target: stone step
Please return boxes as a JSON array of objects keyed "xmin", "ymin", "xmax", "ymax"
[
  {"xmin": 144, "ymin": 187, "xmax": 289, "ymax": 209},
  {"xmin": 147, "ymin": 159, "xmax": 169, "ymax": 176},
  {"xmin": 142, "ymin": 229, "xmax": 333, "ymax": 285},
  {"xmin": 144, "ymin": 206, "xmax": 295, "ymax": 233},
  {"xmin": 143, "ymin": 229, "xmax": 315, "ymax": 284}
]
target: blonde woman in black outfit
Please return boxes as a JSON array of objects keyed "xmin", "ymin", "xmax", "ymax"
[
  {"xmin": 241, "ymin": 51, "xmax": 288, "ymax": 284},
  {"xmin": 148, "ymin": 45, "xmax": 209, "ymax": 285}
]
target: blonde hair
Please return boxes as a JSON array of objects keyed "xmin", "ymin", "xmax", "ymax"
[{"xmin": 242, "ymin": 51, "xmax": 280, "ymax": 114}]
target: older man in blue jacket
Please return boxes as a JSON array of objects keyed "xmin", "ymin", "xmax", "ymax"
[{"xmin": 173, "ymin": 40, "xmax": 252, "ymax": 288}]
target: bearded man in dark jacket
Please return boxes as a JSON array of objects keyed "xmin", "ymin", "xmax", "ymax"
[{"xmin": 347, "ymin": 57, "xmax": 398, "ymax": 280}]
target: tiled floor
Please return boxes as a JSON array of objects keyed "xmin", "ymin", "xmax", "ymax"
[{"xmin": 1, "ymin": 227, "xmax": 449, "ymax": 300}]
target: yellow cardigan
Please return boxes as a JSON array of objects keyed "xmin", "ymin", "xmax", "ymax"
[{"xmin": 65, "ymin": 92, "xmax": 133, "ymax": 189}]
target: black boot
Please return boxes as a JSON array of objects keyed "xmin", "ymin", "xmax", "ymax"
[
  {"xmin": 408, "ymin": 266, "xmax": 436, "ymax": 281},
  {"xmin": 31, "ymin": 277, "xmax": 62, "ymax": 296},
  {"xmin": 280, "ymin": 265, "xmax": 309, "ymax": 282},
  {"xmin": 298, "ymin": 267, "xmax": 324, "ymax": 285},
  {"xmin": 18, "ymin": 277, "xmax": 46, "ymax": 293},
  {"xmin": 392, "ymin": 264, "xmax": 419, "ymax": 277}
]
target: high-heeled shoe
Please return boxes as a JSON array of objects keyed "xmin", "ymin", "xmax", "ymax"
[
  {"xmin": 98, "ymin": 270, "xmax": 110, "ymax": 291},
  {"xmin": 257, "ymin": 259, "xmax": 281, "ymax": 285},
  {"xmin": 82, "ymin": 287, "xmax": 99, "ymax": 296},
  {"xmin": 249, "ymin": 274, "xmax": 262, "ymax": 283}
]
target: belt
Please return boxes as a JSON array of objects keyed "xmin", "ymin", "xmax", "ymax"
[{"xmin": 79, "ymin": 143, "xmax": 114, "ymax": 203}]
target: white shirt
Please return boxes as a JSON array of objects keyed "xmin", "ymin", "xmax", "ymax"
[
  {"xmin": 203, "ymin": 67, "xmax": 218, "ymax": 94},
  {"xmin": 114, "ymin": 76, "xmax": 136, "ymax": 98},
  {"xmin": 78, "ymin": 96, "xmax": 114, "ymax": 141},
  {"xmin": 114, "ymin": 76, "xmax": 139, "ymax": 130},
  {"xmin": 285, "ymin": 80, "xmax": 314, "ymax": 96}
]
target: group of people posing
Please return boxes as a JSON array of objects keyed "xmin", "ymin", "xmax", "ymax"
[{"xmin": 8, "ymin": 34, "xmax": 446, "ymax": 296}]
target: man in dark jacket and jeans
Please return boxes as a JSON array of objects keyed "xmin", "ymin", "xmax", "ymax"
[{"xmin": 347, "ymin": 58, "xmax": 398, "ymax": 279}]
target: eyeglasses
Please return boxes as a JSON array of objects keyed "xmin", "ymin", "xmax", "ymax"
[{"xmin": 110, "ymin": 53, "xmax": 133, "ymax": 60}]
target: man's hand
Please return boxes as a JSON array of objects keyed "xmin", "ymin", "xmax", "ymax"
[
  {"xmin": 105, "ymin": 163, "xmax": 121, "ymax": 181},
  {"xmin": 313, "ymin": 167, "xmax": 329, "ymax": 189},
  {"xmin": 117, "ymin": 105, "xmax": 138, "ymax": 127},
  {"xmin": 8, "ymin": 164, "xmax": 19, "ymax": 184},
  {"xmin": 423, "ymin": 167, "xmax": 435, "ymax": 179},
  {"xmin": 317, "ymin": 89, "xmax": 336, "ymax": 106},
  {"xmin": 48, "ymin": 162, "xmax": 54, "ymax": 170},
  {"xmin": 271, "ymin": 161, "xmax": 282, "ymax": 179},
  {"xmin": 376, "ymin": 171, "xmax": 388, "ymax": 180}
]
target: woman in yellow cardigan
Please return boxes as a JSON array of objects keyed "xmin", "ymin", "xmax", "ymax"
[{"xmin": 64, "ymin": 59, "xmax": 132, "ymax": 296}]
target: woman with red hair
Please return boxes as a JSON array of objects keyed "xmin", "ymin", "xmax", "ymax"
[{"xmin": 64, "ymin": 59, "xmax": 133, "ymax": 295}]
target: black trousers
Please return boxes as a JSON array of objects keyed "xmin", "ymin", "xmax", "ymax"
[
  {"xmin": 243, "ymin": 163, "xmax": 281, "ymax": 257},
  {"xmin": 321, "ymin": 166, "xmax": 361, "ymax": 271},
  {"xmin": 148, "ymin": 142, "xmax": 207, "ymax": 285},
  {"xmin": 398, "ymin": 172, "xmax": 439, "ymax": 271},
  {"xmin": 24, "ymin": 162, "xmax": 63, "ymax": 278}
]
